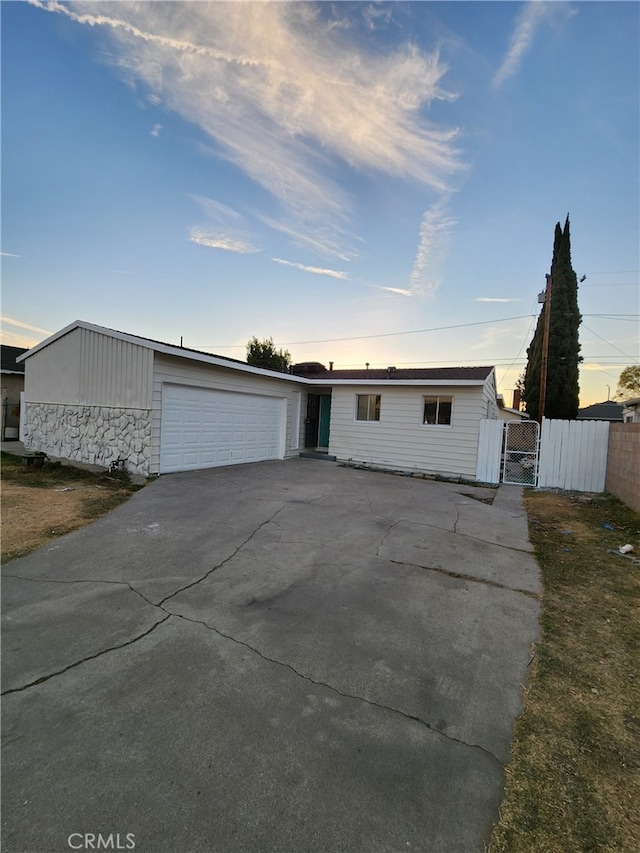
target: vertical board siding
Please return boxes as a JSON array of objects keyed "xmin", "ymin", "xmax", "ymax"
[
  {"xmin": 329, "ymin": 384, "xmax": 489, "ymax": 479},
  {"xmin": 79, "ymin": 329, "xmax": 153, "ymax": 408},
  {"xmin": 538, "ymin": 418, "xmax": 609, "ymax": 492},
  {"xmin": 476, "ymin": 419, "xmax": 503, "ymax": 484},
  {"xmin": 24, "ymin": 328, "xmax": 82, "ymax": 404},
  {"xmin": 151, "ymin": 354, "xmax": 305, "ymax": 475}
]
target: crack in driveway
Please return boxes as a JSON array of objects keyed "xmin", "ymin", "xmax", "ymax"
[
  {"xmin": 2, "ymin": 489, "xmax": 530, "ymax": 773},
  {"xmin": 2, "ymin": 573, "xmax": 159, "ymax": 609},
  {"xmin": 1, "ymin": 615, "xmax": 171, "ymax": 697},
  {"xmin": 2, "ymin": 505, "xmax": 295, "ymax": 695},
  {"xmin": 171, "ymin": 612, "xmax": 504, "ymax": 768},
  {"xmin": 384, "ymin": 559, "xmax": 541, "ymax": 599},
  {"xmin": 157, "ymin": 504, "xmax": 289, "ymax": 607}
]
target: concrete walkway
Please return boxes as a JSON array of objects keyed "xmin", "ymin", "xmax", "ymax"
[{"xmin": 1, "ymin": 459, "xmax": 541, "ymax": 853}]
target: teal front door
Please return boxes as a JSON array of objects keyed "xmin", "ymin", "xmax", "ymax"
[{"xmin": 318, "ymin": 394, "xmax": 331, "ymax": 447}]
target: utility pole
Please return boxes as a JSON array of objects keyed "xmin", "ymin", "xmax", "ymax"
[{"xmin": 538, "ymin": 273, "xmax": 552, "ymax": 424}]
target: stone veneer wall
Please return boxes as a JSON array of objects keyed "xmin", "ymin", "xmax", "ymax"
[
  {"xmin": 605, "ymin": 423, "xmax": 640, "ymax": 513},
  {"xmin": 23, "ymin": 403, "xmax": 152, "ymax": 476}
]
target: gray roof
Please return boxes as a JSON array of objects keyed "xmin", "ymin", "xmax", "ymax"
[
  {"xmin": 577, "ymin": 401, "xmax": 624, "ymax": 422},
  {"xmin": 294, "ymin": 366, "xmax": 494, "ymax": 382},
  {"xmin": 1, "ymin": 345, "xmax": 28, "ymax": 374}
]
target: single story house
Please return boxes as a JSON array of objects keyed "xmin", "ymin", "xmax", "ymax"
[
  {"xmin": 622, "ymin": 398, "xmax": 640, "ymax": 423},
  {"xmin": 496, "ymin": 394, "xmax": 529, "ymax": 423},
  {"xmin": 18, "ymin": 321, "xmax": 499, "ymax": 480},
  {"xmin": 1, "ymin": 345, "xmax": 27, "ymax": 440},
  {"xmin": 577, "ymin": 400, "xmax": 624, "ymax": 422}
]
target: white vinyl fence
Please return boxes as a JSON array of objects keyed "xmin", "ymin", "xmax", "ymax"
[
  {"xmin": 537, "ymin": 418, "xmax": 609, "ymax": 492},
  {"xmin": 476, "ymin": 417, "xmax": 610, "ymax": 492}
]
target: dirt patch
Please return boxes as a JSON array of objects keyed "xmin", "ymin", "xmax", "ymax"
[
  {"xmin": 2, "ymin": 483, "xmax": 112, "ymax": 559},
  {"xmin": 1, "ymin": 453, "xmax": 143, "ymax": 562}
]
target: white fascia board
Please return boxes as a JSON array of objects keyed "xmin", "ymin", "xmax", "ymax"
[
  {"xmin": 1, "ymin": 369, "xmax": 25, "ymax": 375},
  {"xmin": 321, "ymin": 379, "xmax": 487, "ymax": 386},
  {"xmin": 16, "ymin": 320, "xmax": 309, "ymax": 385},
  {"xmin": 16, "ymin": 321, "xmax": 493, "ymax": 388},
  {"xmin": 146, "ymin": 341, "xmax": 306, "ymax": 383},
  {"xmin": 15, "ymin": 320, "xmax": 82, "ymax": 362}
]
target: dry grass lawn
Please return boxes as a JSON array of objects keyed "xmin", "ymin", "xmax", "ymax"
[
  {"xmin": 1, "ymin": 452, "xmax": 143, "ymax": 562},
  {"xmin": 489, "ymin": 489, "xmax": 640, "ymax": 853}
]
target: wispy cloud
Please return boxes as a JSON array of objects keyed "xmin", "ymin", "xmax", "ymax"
[
  {"xmin": 188, "ymin": 196, "xmax": 258, "ymax": 254},
  {"xmin": 259, "ymin": 215, "xmax": 356, "ymax": 262},
  {"xmin": 475, "ymin": 297, "xmax": 519, "ymax": 303},
  {"xmin": 0, "ymin": 330, "xmax": 40, "ymax": 348},
  {"xmin": 409, "ymin": 198, "xmax": 457, "ymax": 296},
  {"xmin": 150, "ymin": 123, "xmax": 162, "ymax": 137},
  {"xmin": 1, "ymin": 316, "xmax": 53, "ymax": 335},
  {"xmin": 189, "ymin": 194, "xmax": 245, "ymax": 225},
  {"xmin": 33, "ymin": 0, "xmax": 462, "ymax": 258},
  {"xmin": 373, "ymin": 285, "xmax": 413, "ymax": 297},
  {"xmin": 189, "ymin": 228, "xmax": 258, "ymax": 254},
  {"xmin": 493, "ymin": 1, "xmax": 574, "ymax": 89},
  {"xmin": 272, "ymin": 258, "xmax": 350, "ymax": 280},
  {"xmin": 0, "ymin": 252, "xmax": 21, "ymax": 258}
]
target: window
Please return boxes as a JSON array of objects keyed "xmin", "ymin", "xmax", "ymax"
[
  {"xmin": 423, "ymin": 396, "xmax": 452, "ymax": 425},
  {"xmin": 356, "ymin": 394, "xmax": 381, "ymax": 421}
]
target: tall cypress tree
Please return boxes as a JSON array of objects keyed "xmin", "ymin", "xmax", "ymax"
[{"xmin": 523, "ymin": 217, "xmax": 582, "ymax": 420}]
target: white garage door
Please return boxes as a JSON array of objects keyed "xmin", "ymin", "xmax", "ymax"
[{"xmin": 160, "ymin": 384, "xmax": 285, "ymax": 473}]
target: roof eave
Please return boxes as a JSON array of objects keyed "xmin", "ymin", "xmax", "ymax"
[
  {"xmin": 313, "ymin": 378, "xmax": 489, "ymax": 386},
  {"xmin": 15, "ymin": 320, "xmax": 313, "ymax": 384}
]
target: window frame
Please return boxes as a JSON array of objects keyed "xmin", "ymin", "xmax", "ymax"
[
  {"xmin": 355, "ymin": 394, "xmax": 381, "ymax": 422},
  {"xmin": 422, "ymin": 395, "xmax": 453, "ymax": 427}
]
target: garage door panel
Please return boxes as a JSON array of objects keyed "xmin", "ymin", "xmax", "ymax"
[{"xmin": 160, "ymin": 385, "xmax": 284, "ymax": 473}]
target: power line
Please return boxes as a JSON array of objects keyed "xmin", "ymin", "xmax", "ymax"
[
  {"xmin": 267, "ymin": 315, "xmax": 536, "ymax": 347},
  {"xmin": 581, "ymin": 325, "xmax": 640, "ymax": 363},
  {"xmin": 194, "ymin": 312, "xmax": 637, "ymax": 351},
  {"xmin": 193, "ymin": 315, "xmax": 537, "ymax": 349},
  {"xmin": 584, "ymin": 270, "xmax": 639, "ymax": 275},
  {"xmin": 583, "ymin": 315, "xmax": 639, "ymax": 321}
]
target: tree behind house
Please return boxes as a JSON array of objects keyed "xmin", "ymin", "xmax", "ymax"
[
  {"xmin": 246, "ymin": 337, "xmax": 291, "ymax": 373},
  {"xmin": 615, "ymin": 365, "xmax": 640, "ymax": 400},
  {"xmin": 523, "ymin": 217, "xmax": 582, "ymax": 420}
]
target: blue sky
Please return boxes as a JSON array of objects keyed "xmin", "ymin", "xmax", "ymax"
[{"xmin": 2, "ymin": 0, "xmax": 638, "ymax": 406}]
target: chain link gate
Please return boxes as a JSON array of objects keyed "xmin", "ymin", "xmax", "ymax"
[{"xmin": 502, "ymin": 421, "xmax": 540, "ymax": 486}]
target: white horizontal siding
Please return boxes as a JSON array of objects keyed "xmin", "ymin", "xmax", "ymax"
[
  {"xmin": 329, "ymin": 385, "xmax": 487, "ymax": 479},
  {"xmin": 151, "ymin": 354, "xmax": 305, "ymax": 475},
  {"xmin": 78, "ymin": 328, "xmax": 153, "ymax": 408}
]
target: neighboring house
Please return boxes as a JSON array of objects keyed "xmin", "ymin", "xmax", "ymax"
[
  {"xmin": 622, "ymin": 398, "xmax": 640, "ymax": 423},
  {"xmin": 18, "ymin": 321, "xmax": 499, "ymax": 480},
  {"xmin": 496, "ymin": 394, "xmax": 529, "ymax": 423},
  {"xmin": 577, "ymin": 400, "xmax": 624, "ymax": 422},
  {"xmin": 1, "ymin": 345, "xmax": 27, "ymax": 440}
]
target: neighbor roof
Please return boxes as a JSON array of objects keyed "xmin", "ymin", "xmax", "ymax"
[
  {"xmin": 296, "ymin": 366, "xmax": 493, "ymax": 382},
  {"xmin": 17, "ymin": 321, "xmax": 495, "ymax": 387},
  {"xmin": 1, "ymin": 345, "xmax": 28, "ymax": 374},
  {"xmin": 576, "ymin": 400, "xmax": 623, "ymax": 422}
]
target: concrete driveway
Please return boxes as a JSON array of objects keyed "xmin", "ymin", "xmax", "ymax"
[{"xmin": 2, "ymin": 459, "xmax": 541, "ymax": 853}]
